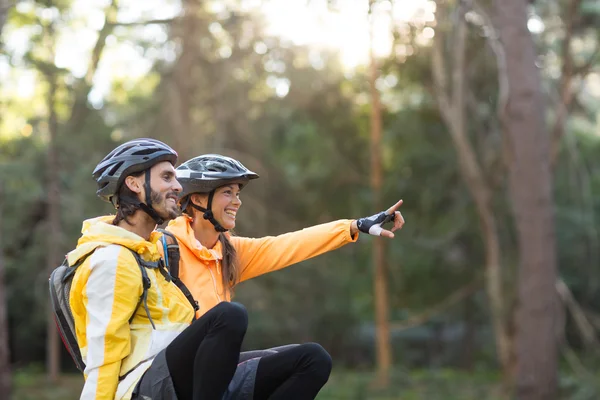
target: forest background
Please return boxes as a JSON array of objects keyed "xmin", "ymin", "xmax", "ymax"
[{"xmin": 1, "ymin": 0, "xmax": 600, "ymax": 399}]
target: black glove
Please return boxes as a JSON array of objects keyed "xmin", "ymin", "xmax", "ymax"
[{"xmin": 356, "ymin": 211, "xmax": 395, "ymax": 236}]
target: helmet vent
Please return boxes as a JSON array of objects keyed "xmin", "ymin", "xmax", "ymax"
[
  {"xmin": 208, "ymin": 165, "xmax": 227, "ymax": 172},
  {"xmin": 108, "ymin": 161, "xmax": 123, "ymax": 177},
  {"xmin": 132, "ymin": 148, "xmax": 158, "ymax": 156}
]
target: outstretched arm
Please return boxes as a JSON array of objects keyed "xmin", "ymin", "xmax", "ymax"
[
  {"xmin": 234, "ymin": 219, "xmax": 358, "ymax": 282},
  {"xmin": 234, "ymin": 199, "xmax": 405, "ymax": 282}
]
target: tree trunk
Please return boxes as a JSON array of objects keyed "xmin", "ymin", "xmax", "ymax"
[
  {"xmin": 65, "ymin": 0, "xmax": 118, "ymax": 137},
  {"xmin": 431, "ymin": 2, "xmax": 515, "ymax": 384},
  {"xmin": 493, "ymin": 0, "xmax": 560, "ymax": 398},
  {"xmin": 549, "ymin": 0, "xmax": 582, "ymax": 167},
  {"xmin": 0, "ymin": 183, "xmax": 12, "ymax": 398},
  {"xmin": 460, "ymin": 294, "xmax": 475, "ymax": 371},
  {"xmin": 45, "ymin": 66, "xmax": 62, "ymax": 383},
  {"xmin": 368, "ymin": 1, "xmax": 392, "ymax": 386},
  {"xmin": 0, "ymin": 0, "xmax": 10, "ymax": 37}
]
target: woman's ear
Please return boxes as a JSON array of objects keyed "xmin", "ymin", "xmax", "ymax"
[
  {"xmin": 124, "ymin": 175, "xmax": 143, "ymax": 194},
  {"xmin": 190, "ymin": 193, "xmax": 207, "ymax": 208}
]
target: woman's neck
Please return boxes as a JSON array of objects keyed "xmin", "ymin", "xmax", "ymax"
[{"xmin": 191, "ymin": 217, "xmax": 220, "ymax": 249}]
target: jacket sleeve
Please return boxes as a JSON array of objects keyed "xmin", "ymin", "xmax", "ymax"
[
  {"xmin": 233, "ymin": 219, "xmax": 358, "ymax": 282},
  {"xmin": 80, "ymin": 247, "xmax": 142, "ymax": 400}
]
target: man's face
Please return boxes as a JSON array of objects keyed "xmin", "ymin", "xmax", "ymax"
[{"xmin": 146, "ymin": 161, "xmax": 182, "ymax": 221}]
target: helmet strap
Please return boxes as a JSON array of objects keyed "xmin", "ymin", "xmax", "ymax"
[
  {"xmin": 190, "ymin": 190, "xmax": 228, "ymax": 232},
  {"xmin": 139, "ymin": 203, "xmax": 165, "ymax": 226},
  {"xmin": 120, "ymin": 169, "xmax": 164, "ymax": 225}
]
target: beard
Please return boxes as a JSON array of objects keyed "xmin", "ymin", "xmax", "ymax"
[{"xmin": 150, "ymin": 189, "xmax": 181, "ymax": 221}]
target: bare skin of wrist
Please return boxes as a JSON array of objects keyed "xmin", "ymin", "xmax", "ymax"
[{"xmin": 350, "ymin": 220, "xmax": 358, "ymax": 237}]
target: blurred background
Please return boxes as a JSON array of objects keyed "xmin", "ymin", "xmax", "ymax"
[{"xmin": 1, "ymin": 0, "xmax": 600, "ymax": 399}]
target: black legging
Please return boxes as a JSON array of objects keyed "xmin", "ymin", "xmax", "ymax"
[
  {"xmin": 164, "ymin": 301, "xmax": 331, "ymax": 400},
  {"xmin": 253, "ymin": 342, "xmax": 333, "ymax": 400},
  {"xmin": 165, "ymin": 301, "xmax": 248, "ymax": 400}
]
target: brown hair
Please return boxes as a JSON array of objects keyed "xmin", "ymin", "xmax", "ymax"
[
  {"xmin": 112, "ymin": 171, "xmax": 145, "ymax": 226},
  {"xmin": 184, "ymin": 195, "xmax": 240, "ymax": 298}
]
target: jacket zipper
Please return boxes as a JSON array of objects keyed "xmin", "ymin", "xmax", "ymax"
[{"xmin": 208, "ymin": 262, "xmax": 222, "ymax": 302}]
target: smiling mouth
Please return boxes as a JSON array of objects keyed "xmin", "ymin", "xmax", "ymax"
[
  {"xmin": 166, "ymin": 195, "xmax": 178, "ymax": 204},
  {"xmin": 225, "ymin": 210, "xmax": 237, "ymax": 218}
]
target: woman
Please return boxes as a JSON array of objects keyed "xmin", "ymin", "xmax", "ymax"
[{"xmin": 166, "ymin": 154, "xmax": 405, "ymax": 399}]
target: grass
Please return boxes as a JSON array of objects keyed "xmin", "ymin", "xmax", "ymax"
[
  {"xmin": 13, "ymin": 367, "xmax": 83, "ymax": 400},
  {"xmin": 11, "ymin": 366, "xmax": 600, "ymax": 399},
  {"xmin": 12, "ymin": 366, "xmax": 505, "ymax": 400},
  {"xmin": 318, "ymin": 368, "xmax": 505, "ymax": 400}
]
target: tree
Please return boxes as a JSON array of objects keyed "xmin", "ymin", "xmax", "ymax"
[
  {"xmin": 0, "ymin": 182, "xmax": 11, "ymax": 398},
  {"xmin": 15, "ymin": 0, "xmax": 121, "ymax": 380},
  {"xmin": 431, "ymin": 0, "xmax": 515, "ymax": 383},
  {"xmin": 0, "ymin": 0, "xmax": 10, "ymax": 37},
  {"xmin": 493, "ymin": 0, "xmax": 560, "ymax": 398},
  {"xmin": 368, "ymin": 0, "xmax": 392, "ymax": 386},
  {"xmin": 44, "ymin": 48, "xmax": 61, "ymax": 384}
]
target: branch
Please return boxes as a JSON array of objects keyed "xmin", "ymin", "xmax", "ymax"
[
  {"xmin": 550, "ymin": 0, "xmax": 583, "ymax": 167},
  {"xmin": 451, "ymin": 1, "xmax": 467, "ymax": 121},
  {"xmin": 584, "ymin": 308, "xmax": 600, "ymax": 332},
  {"xmin": 561, "ymin": 343, "xmax": 593, "ymax": 378},
  {"xmin": 0, "ymin": 0, "xmax": 12, "ymax": 39},
  {"xmin": 434, "ymin": 2, "xmax": 490, "ymax": 201},
  {"xmin": 467, "ymin": 0, "xmax": 509, "ymax": 124},
  {"xmin": 107, "ymin": 17, "xmax": 176, "ymax": 27},
  {"xmin": 390, "ymin": 277, "xmax": 482, "ymax": 332},
  {"xmin": 572, "ymin": 44, "xmax": 600, "ymax": 76},
  {"xmin": 556, "ymin": 278, "xmax": 600, "ymax": 349},
  {"xmin": 465, "ymin": 0, "xmax": 513, "ymax": 170},
  {"xmin": 65, "ymin": 0, "xmax": 119, "ymax": 135},
  {"xmin": 431, "ymin": 2, "xmax": 512, "ymax": 370},
  {"xmin": 431, "ymin": 31, "xmax": 452, "ymax": 123}
]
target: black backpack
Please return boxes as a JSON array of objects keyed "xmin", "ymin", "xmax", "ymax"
[
  {"xmin": 49, "ymin": 248, "xmax": 163, "ymax": 372},
  {"xmin": 157, "ymin": 229, "xmax": 199, "ymax": 315}
]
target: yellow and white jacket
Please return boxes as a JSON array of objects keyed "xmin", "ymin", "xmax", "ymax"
[{"xmin": 68, "ymin": 216, "xmax": 195, "ymax": 400}]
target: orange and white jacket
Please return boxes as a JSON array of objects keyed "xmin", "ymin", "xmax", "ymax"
[{"xmin": 165, "ymin": 215, "xmax": 358, "ymax": 318}]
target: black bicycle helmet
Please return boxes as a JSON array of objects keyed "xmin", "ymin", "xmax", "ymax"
[
  {"xmin": 176, "ymin": 154, "xmax": 259, "ymax": 232},
  {"xmin": 93, "ymin": 138, "xmax": 178, "ymax": 224},
  {"xmin": 176, "ymin": 154, "xmax": 259, "ymax": 198},
  {"xmin": 94, "ymin": 138, "xmax": 178, "ymax": 202}
]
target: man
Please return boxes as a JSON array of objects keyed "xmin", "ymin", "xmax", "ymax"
[{"xmin": 68, "ymin": 138, "xmax": 249, "ymax": 400}]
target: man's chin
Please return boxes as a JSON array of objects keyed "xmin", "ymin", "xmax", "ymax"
[
  {"xmin": 157, "ymin": 206, "xmax": 181, "ymax": 222},
  {"xmin": 166, "ymin": 209, "xmax": 181, "ymax": 220}
]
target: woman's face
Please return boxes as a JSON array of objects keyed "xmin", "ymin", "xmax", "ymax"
[{"xmin": 195, "ymin": 184, "xmax": 242, "ymax": 231}]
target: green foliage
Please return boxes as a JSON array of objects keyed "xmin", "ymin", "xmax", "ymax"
[{"xmin": 1, "ymin": 0, "xmax": 600, "ymax": 393}]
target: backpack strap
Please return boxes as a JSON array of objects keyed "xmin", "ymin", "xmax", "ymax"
[
  {"xmin": 73, "ymin": 248, "xmax": 158, "ymax": 329},
  {"xmin": 62, "ymin": 251, "xmax": 94, "ymax": 282},
  {"xmin": 158, "ymin": 229, "xmax": 180, "ymax": 278},
  {"xmin": 128, "ymin": 250, "xmax": 157, "ymax": 329},
  {"xmin": 157, "ymin": 229, "xmax": 200, "ymax": 318}
]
